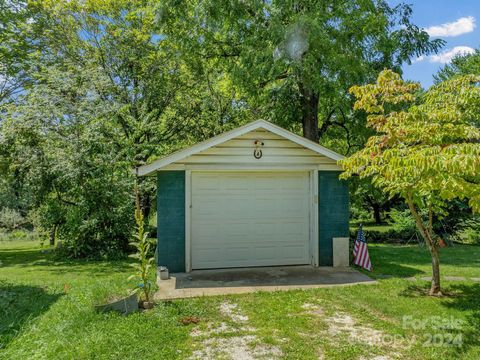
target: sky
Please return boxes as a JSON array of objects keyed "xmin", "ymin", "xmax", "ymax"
[{"xmin": 389, "ymin": 0, "xmax": 479, "ymax": 88}]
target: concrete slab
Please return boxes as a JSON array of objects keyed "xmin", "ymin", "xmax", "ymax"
[{"xmin": 154, "ymin": 266, "xmax": 376, "ymax": 300}]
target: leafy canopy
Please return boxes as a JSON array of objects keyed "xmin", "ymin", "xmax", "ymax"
[
  {"xmin": 340, "ymin": 70, "xmax": 480, "ymax": 212},
  {"xmin": 0, "ymin": 0, "xmax": 248, "ymax": 257},
  {"xmin": 435, "ymin": 48, "xmax": 480, "ymax": 84},
  {"xmin": 162, "ymin": 0, "xmax": 444, "ymax": 143}
]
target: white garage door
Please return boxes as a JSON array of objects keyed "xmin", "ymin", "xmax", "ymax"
[{"xmin": 191, "ymin": 171, "xmax": 310, "ymax": 269}]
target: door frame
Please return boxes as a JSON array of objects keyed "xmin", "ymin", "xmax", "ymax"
[{"xmin": 184, "ymin": 169, "xmax": 318, "ymax": 272}]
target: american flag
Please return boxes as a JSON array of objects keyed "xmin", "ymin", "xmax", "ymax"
[{"xmin": 353, "ymin": 225, "xmax": 372, "ymax": 271}]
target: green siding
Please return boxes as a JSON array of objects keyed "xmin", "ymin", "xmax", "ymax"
[
  {"xmin": 157, "ymin": 171, "xmax": 185, "ymax": 272},
  {"xmin": 318, "ymin": 171, "xmax": 349, "ymax": 266}
]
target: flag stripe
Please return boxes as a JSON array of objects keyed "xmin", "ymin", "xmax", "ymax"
[
  {"xmin": 359, "ymin": 244, "xmax": 365, "ymax": 265},
  {"xmin": 362, "ymin": 244, "xmax": 368, "ymax": 268},
  {"xmin": 352, "ymin": 226, "xmax": 372, "ymax": 271}
]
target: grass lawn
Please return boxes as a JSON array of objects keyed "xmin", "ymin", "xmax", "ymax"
[
  {"xmin": 1, "ymin": 239, "xmax": 479, "ymax": 359},
  {"xmin": 350, "ymin": 221, "xmax": 393, "ymax": 233},
  {"xmin": 350, "ymin": 224, "xmax": 393, "ymax": 233}
]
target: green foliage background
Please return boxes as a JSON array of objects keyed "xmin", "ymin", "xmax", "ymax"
[{"xmin": 0, "ymin": 0, "xmax": 476, "ymax": 257}]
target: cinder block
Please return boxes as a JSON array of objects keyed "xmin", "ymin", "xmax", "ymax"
[{"xmin": 333, "ymin": 237, "xmax": 350, "ymax": 267}]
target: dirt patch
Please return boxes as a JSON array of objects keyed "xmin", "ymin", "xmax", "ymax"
[
  {"xmin": 326, "ymin": 312, "xmax": 404, "ymax": 350},
  {"xmin": 301, "ymin": 303, "xmax": 324, "ymax": 316},
  {"xmin": 190, "ymin": 335, "xmax": 282, "ymax": 360},
  {"xmin": 220, "ymin": 301, "xmax": 249, "ymax": 322},
  {"xmin": 300, "ymin": 303, "xmax": 405, "ymax": 357},
  {"xmin": 191, "ymin": 322, "xmax": 237, "ymax": 337},
  {"xmin": 189, "ymin": 302, "xmax": 282, "ymax": 360},
  {"xmin": 327, "ymin": 312, "xmax": 393, "ymax": 347}
]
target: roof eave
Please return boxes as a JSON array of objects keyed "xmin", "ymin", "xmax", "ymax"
[{"xmin": 136, "ymin": 120, "xmax": 345, "ymax": 176}]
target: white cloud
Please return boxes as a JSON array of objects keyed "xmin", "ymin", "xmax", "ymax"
[
  {"xmin": 425, "ymin": 16, "xmax": 476, "ymax": 37},
  {"xmin": 429, "ymin": 46, "xmax": 475, "ymax": 64},
  {"xmin": 412, "ymin": 55, "xmax": 425, "ymax": 63}
]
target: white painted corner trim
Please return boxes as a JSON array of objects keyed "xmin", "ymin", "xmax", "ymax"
[
  {"xmin": 185, "ymin": 170, "xmax": 192, "ymax": 272},
  {"xmin": 137, "ymin": 119, "xmax": 345, "ymax": 176}
]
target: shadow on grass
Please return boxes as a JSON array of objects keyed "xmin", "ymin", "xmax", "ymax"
[
  {"xmin": 368, "ymin": 263, "xmax": 424, "ymax": 279},
  {"xmin": 368, "ymin": 244, "xmax": 480, "ymax": 277},
  {"xmin": 399, "ymin": 282, "xmax": 480, "ymax": 356},
  {"xmin": 398, "ymin": 284, "xmax": 437, "ymax": 297},
  {"xmin": 0, "ymin": 281, "xmax": 63, "ymax": 349},
  {"xmin": 443, "ymin": 283, "xmax": 480, "ymax": 357},
  {"xmin": 0, "ymin": 246, "xmax": 131, "ymax": 275}
]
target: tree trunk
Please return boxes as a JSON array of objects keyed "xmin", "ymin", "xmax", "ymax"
[
  {"xmin": 299, "ymin": 84, "xmax": 319, "ymax": 142},
  {"xmin": 429, "ymin": 245, "xmax": 441, "ymax": 294},
  {"xmin": 372, "ymin": 204, "xmax": 382, "ymax": 224},
  {"xmin": 406, "ymin": 194, "xmax": 442, "ymax": 295},
  {"xmin": 49, "ymin": 223, "xmax": 58, "ymax": 246}
]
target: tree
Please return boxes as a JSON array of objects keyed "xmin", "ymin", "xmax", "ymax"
[
  {"xmin": 164, "ymin": 0, "xmax": 444, "ymax": 143},
  {"xmin": 0, "ymin": 0, "xmax": 50, "ymax": 106},
  {"xmin": 434, "ymin": 48, "xmax": 480, "ymax": 84},
  {"xmin": 21, "ymin": 0, "xmax": 251, "ymax": 216},
  {"xmin": 0, "ymin": 0, "xmax": 249, "ymax": 257},
  {"xmin": 349, "ymin": 177, "xmax": 401, "ymax": 224},
  {"xmin": 432, "ymin": 48, "xmax": 480, "ymax": 237},
  {"xmin": 0, "ymin": 0, "xmax": 32, "ymax": 104},
  {"xmin": 0, "ymin": 0, "xmax": 448, "ymax": 259},
  {"xmin": 340, "ymin": 70, "xmax": 480, "ymax": 295},
  {"xmin": 1, "ymin": 61, "xmax": 135, "ymax": 257}
]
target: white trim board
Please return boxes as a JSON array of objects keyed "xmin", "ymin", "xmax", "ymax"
[
  {"xmin": 137, "ymin": 120, "xmax": 344, "ymax": 176},
  {"xmin": 310, "ymin": 170, "xmax": 319, "ymax": 266},
  {"xmin": 184, "ymin": 170, "xmax": 192, "ymax": 272},
  {"xmin": 158, "ymin": 164, "xmax": 341, "ymax": 171}
]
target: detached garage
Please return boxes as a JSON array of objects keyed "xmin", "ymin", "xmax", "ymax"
[{"xmin": 137, "ymin": 120, "xmax": 349, "ymax": 273}]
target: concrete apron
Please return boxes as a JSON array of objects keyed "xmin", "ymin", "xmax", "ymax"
[{"xmin": 154, "ymin": 266, "xmax": 376, "ymax": 300}]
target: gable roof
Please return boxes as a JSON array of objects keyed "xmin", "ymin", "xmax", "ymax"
[{"xmin": 137, "ymin": 119, "xmax": 344, "ymax": 176}]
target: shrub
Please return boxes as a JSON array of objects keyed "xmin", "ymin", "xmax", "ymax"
[
  {"xmin": 388, "ymin": 209, "xmax": 417, "ymax": 237},
  {"xmin": 56, "ymin": 202, "xmax": 133, "ymax": 260},
  {"xmin": 0, "ymin": 208, "xmax": 24, "ymax": 231},
  {"xmin": 350, "ymin": 205, "xmax": 372, "ymax": 224},
  {"xmin": 0, "ymin": 229, "xmax": 38, "ymax": 242},
  {"xmin": 455, "ymin": 217, "xmax": 480, "ymax": 245},
  {"xmin": 350, "ymin": 228, "xmax": 419, "ymax": 244},
  {"xmin": 44, "ymin": 170, "xmax": 137, "ymax": 260}
]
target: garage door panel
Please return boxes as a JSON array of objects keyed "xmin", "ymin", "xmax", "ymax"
[
  {"xmin": 253, "ymin": 222, "xmax": 276, "ymax": 235},
  {"xmin": 255, "ymin": 246, "xmax": 279, "ymax": 260},
  {"xmin": 254, "ymin": 199, "xmax": 281, "ymax": 214},
  {"xmin": 254, "ymin": 177, "xmax": 277, "ymax": 189},
  {"xmin": 281, "ymin": 226, "xmax": 307, "ymax": 238},
  {"xmin": 225, "ymin": 247, "xmax": 254, "ymax": 261},
  {"xmin": 227, "ymin": 199, "xmax": 251, "ymax": 214},
  {"xmin": 194, "ymin": 176, "xmax": 220, "ymax": 190},
  {"xmin": 191, "ymin": 171, "xmax": 310, "ymax": 269},
  {"xmin": 282, "ymin": 177, "xmax": 306, "ymax": 189},
  {"xmin": 224, "ymin": 177, "xmax": 250, "ymax": 190}
]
